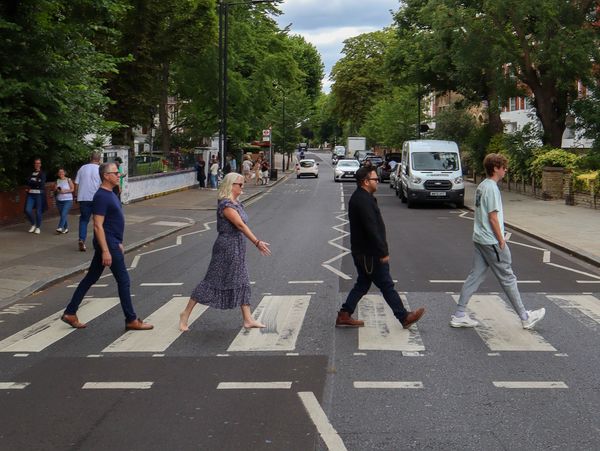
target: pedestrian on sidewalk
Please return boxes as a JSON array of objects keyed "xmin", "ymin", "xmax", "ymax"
[
  {"xmin": 253, "ymin": 157, "xmax": 262, "ymax": 185},
  {"xmin": 179, "ymin": 172, "xmax": 271, "ymax": 332},
  {"xmin": 242, "ymin": 154, "xmax": 253, "ymax": 183},
  {"xmin": 195, "ymin": 155, "xmax": 206, "ymax": 189},
  {"xmin": 450, "ymin": 153, "xmax": 545, "ymax": 330},
  {"xmin": 335, "ymin": 167, "xmax": 425, "ymax": 329},
  {"xmin": 260, "ymin": 159, "xmax": 270, "ymax": 185},
  {"xmin": 112, "ymin": 156, "xmax": 125, "ymax": 201},
  {"xmin": 74, "ymin": 151, "xmax": 101, "ymax": 251},
  {"xmin": 24, "ymin": 158, "xmax": 47, "ymax": 235},
  {"xmin": 209, "ymin": 156, "xmax": 219, "ymax": 190},
  {"xmin": 52, "ymin": 168, "xmax": 74, "ymax": 234},
  {"xmin": 61, "ymin": 162, "xmax": 153, "ymax": 331}
]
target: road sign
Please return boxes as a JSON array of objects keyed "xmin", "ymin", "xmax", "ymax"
[{"xmin": 262, "ymin": 129, "xmax": 271, "ymax": 142}]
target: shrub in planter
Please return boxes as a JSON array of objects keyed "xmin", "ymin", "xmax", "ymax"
[{"xmin": 530, "ymin": 148, "xmax": 580, "ymax": 179}]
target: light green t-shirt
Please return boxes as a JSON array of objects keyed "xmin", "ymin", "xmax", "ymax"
[{"xmin": 473, "ymin": 178, "xmax": 504, "ymax": 245}]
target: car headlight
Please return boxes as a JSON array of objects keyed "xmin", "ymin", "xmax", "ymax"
[
  {"xmin": 453, "ymin": 177, "xmax": 463, "ymax": 184},
  {"xmin": 410, "ymin": 176, "xmax": 422, "ymax": 184}
]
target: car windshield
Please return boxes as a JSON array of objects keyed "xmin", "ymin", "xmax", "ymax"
[
  {"xmin": 338, "ymin": 160, "xmax": 359, "ymax": 168},
  {"xmin": 412, "ymin": 152, "xmax": 459, "ymax": 171}
]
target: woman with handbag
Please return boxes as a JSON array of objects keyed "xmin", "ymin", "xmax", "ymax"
[{"xmin": 52, "ymin": 168, "xmax": 74, "ymax": 234}]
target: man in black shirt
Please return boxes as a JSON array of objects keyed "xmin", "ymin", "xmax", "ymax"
[{"xmin": 336, "ymin": 167, "xmax": 425, "ymax": 328}]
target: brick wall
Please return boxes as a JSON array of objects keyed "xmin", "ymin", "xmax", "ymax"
[{"xmin": 541, "ymin": 167, "xmax": 564, "ymax": 200}]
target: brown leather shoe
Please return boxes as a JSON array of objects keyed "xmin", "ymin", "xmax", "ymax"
[
  {"xmin": 401, "ymin": 308, "xmax": 425, "ymax": 329},
  {"xmin": 335, "ymin": 311, "xmax": 364, "ymax": 327},
  {"xmin": 61, "ymin": 314, "xmax": 87, "ymax": 329},
  {"xmin": 125, "ymin": 318, "xmax": 154, "ymax": 331},
  {"xmin": 78, "ymin": 240, "xmax": 86, "ymax": 252}
]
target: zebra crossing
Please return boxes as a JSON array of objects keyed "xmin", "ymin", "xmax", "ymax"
[{"xmin": 0, "ymin": 292, "xmax": 599, "ymax": 356}]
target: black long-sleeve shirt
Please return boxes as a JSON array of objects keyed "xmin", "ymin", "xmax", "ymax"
[{"xmin": 348, "ymin": 186, "xmax": 388, "ymax": 258}]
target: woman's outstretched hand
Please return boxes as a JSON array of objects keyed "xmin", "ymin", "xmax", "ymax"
[{"xmin": 257, "ymin": 241, "xmax": 271, "ymax": 256}]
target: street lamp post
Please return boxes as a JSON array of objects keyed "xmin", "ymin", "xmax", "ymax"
[{"xmin": 218, "ymin": 0, "xmax": 275, "ymax": 168}]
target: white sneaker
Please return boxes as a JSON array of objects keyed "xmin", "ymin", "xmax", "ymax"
[
  {"xmin": 450, "ymin": 314, "xmax": 479, "ymax": 328},
  {"xmin": 28, "ymin": 225, "xmax": 36, "ymax": 233},
  {"xmin": 34, "ymin": 228, "xmax": 41, "ymax": 235},
  {"xmin": 522, "ymin": 308, "xmax": 545, "ymax": 330},
  {"xmin": 62, "ymin": 228, "xmax": 69, "ymax": 234},
  {"xmin": 56, "ymin": 228, "xmax": 63, "ymax": 233}
]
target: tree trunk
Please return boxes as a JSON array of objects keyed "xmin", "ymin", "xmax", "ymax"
[
  {"xmin": 485, "ymin": 76, "xmax": 504, "ymax": 135},
  {"xmin": 158, "ymin": 62, "xmax": 171, "ymax": 155},
  {"xmin": 523, "ymin": 78, "xmax": 568, "ymax": 148}
]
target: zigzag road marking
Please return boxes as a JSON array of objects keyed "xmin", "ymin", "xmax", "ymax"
[{"xmin": 322, "ymin": 212, "xmax": 352, "ymax": 280}]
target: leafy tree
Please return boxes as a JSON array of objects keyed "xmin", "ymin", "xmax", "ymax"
[{"xmin": 0, "ymin": 0, "xmax": 125, "ymax": 189}]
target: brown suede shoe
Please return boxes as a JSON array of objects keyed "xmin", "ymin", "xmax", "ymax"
[
  {"xmin": 401, "ymin": 308, "xmax": 425, "ymax": 329},
  {"xmin": 61, "ymin": 314, "xmax": 87, "ymax": 329},
  {"xmin": 78, "ymin": 240, "xmax": 86, "ymax": 252},
  {"xmin": 335, "ymin": 311, "xmax": 365, "ymax": 327},
  {"xmin": 125, "ymin": 318, "xmax": 154, "ymax": 331}
]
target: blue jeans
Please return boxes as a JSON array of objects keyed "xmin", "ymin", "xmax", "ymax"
[
  {"xmin": 64, "ymin": 243, "xmax": 137, "ymax": 323},
  {"xmin": 78, "ymin": 201, "xmax": 93, "ymax": 242},
  {"xmin": 24, "ymin": 193, "xmax": 43, "ymax": 227},
  {"xmin": 341, "ymin": 254, "xmax": 408, "ymax": 322},
  {"xmin": 56, "ymin": 199, "xmax": 72, "ymax": 230},
  {"xmin": 210, "ymin": 174, "xmax": 218, "ymax": 188}
]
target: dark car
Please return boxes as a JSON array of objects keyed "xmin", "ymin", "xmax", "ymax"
[
  {"xmin": 378, "ymin": 153, "xmax": 402, "ymax": 182},
  {"xmin": 363, "ymin": 156, "xmax": 383, "ymax": 168}
]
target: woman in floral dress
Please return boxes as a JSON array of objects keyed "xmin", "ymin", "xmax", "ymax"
[{"xmin": 179, "ymin": 173, "xmax": 271, "ymax": 331}]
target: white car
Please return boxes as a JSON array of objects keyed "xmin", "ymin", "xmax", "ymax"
[
  {"xmin": 334, "ymin": 159, "xmax": 360, "ymax": 182},
  {"xmin": 296, "ymin": 159, "xmax": 319, "ymax": 178}
]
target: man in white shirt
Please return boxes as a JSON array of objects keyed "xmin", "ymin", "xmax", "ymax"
[
  {"xmin": 74, "ymin": 151, "xmax": 101, "ymax": 251},
  {"xmin": 450, "ymin": 153, "xmax": 545, "ymax": 330}
]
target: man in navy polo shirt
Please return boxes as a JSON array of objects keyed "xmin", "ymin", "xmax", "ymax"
[{"xmin": 62, "ymin": 162, "xmax": 153, "ymax": 331}]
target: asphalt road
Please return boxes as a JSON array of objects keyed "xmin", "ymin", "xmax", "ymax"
[{"xmin": 1, "ymin": 150, "xmax": 599, "ymax": 450}]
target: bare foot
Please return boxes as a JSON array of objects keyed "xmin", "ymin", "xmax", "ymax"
[
  {"xmin": 179, "ymin": 311, "xmax": 190, "ymax": 331},
  {"xmin": 243, "ymin": 320, "xmax": 266, "ymax": 329}
]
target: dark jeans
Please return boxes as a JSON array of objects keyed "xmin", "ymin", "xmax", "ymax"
[
  {"xmin": 78, "ymin": 201, "xmax": 93, "ymax": 242},
  {"xmin": 56, "ymin": 199, "xmax": 72, "ymax": 229},
  {"xmin": 341, "ymin": 254, "xmax": 408, "ymax": 322},
  {"xmin": 64, "ymin": 244, "xmax": 137, "ymax": 323},
  {"xmin": 24, "ymin": 193, "xmax": 43, "ymax": 227}
]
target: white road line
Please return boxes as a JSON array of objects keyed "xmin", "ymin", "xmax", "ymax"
[
  {"xmin": 13, "ymin": 353, "xmax": 29, "ymax": 357},
  {"xmin": 139, "ymin": 283, "xmax": 183, "ymax": 286},
  {"xmin": 299, "ymin": 392, "xmax": 347, "ymax": 451},
  {"xmin": 67, "ymin": 284, "xmax": 108, "ymax": 288},
  {"xmin": 288, "ymin": 280, "xmax": 323, "ymax": 284},
  {"xmin": 217, "ymin": 382, "xmax": 292, "ymax": 390},
  {"xmin": 546, "ymin": 262, "xmax": 600, "ymax": 280},
  {"xmin": 576, "ymin": 280, "xmax": 600, "ymax": 284},
  {"xmin": 103, "ymin": 297, "xmax": 207, "ymax": 353},
  {"xmin": 0, "ymin": 382, "xmax": 30, "ymax": 389},
  {"xmin": 452, "ymin": 295, "xmax": 556, "ymax": 351},
  {"xmin": 492, "ymin": 381, "xmax": 568, "ymax": 389},
  {"xmin": 322, "ymin": 264, "xmax": 352, "ymax": 280},
  {"xmin": 82, "ymin": 382, "xmax": 153, "ymax": 390},
  {"xmin": 353, "ymin": 381, "xmax": 423, "ymax": 389},
  {"xmin": 358, "ymin": 294, "xmax": 425, "ymax": 352},
  {"xmin": 547, "ymin": 294, "xmax": 600, "ymax": 327},
  {"xmin": 151, "ymin": 221, "xmax": 190, "ymax": 227},
  {"xmin": 227, "ymin": 295, "xmax": 310, "ymax": 352},
  {"xmin": 431, "ymin": 280, "xmax": 541, "ymax": 284},
  {"xmin": 0, "ymin": 298, "xmax": 120, "ymax": 353}
]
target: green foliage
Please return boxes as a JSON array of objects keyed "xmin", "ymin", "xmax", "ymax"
[
  {"xmin": 573, "ymin": 171, "xmax": 600, "ymax": 195},
  {"xmin": 0, "ymin": 0, "xmax": 125, "ymax": 189},
  {"xmin": 431, "ymin": 106, "xmax": 475, "ymax": 145},
  {"xmin": 501, "ymin": 124, "xmax": 544, "ymax": 181},
  {"xmin": 530, "ymin": 149, "xmax": 579, "ymax": 178},
  {"xmin": 571, "ymin": 92, "xmax": 600, "ymax": 154}
]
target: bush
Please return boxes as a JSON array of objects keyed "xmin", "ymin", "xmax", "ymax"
[
  {"xmin": 530, "ymin": 148, "xmax": 579, "ymax": 178},
  {"xmin": 573, "ymin": 171, "xmax": 600, "ymax": 195}
]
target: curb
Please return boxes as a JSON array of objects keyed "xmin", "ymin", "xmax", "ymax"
[
  {"xmin": 0, "ymin": 171, "xmax": 290, "ymax": 308},
  {"xmin": 463, "ymin": 205, "xmax": 600, "ymax": 269}
]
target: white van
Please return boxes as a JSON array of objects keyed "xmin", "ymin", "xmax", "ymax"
[{"xmin": 398, "ymin": 140, "xmax": 464, "ymax": 208}]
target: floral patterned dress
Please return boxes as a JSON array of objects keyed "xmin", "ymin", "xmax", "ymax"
[{"xmin": 190, "ymin": 199, "xmax": 251, "ymax": 309}]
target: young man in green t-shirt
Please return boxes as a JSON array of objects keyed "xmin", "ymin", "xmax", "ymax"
[{"xmin": 450, "ymin": 153, "xmax": 545, "ymax": 330}]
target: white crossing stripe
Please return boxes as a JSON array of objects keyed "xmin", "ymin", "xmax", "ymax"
[
  {"xmin": 493, "ymin": 381, "xmax": 568, "ymax": 389},
  {"xmin": 452, "ymin": 295, "xmax": 556, "ymax": 351},
  {"xmin": 0, "ymin": 298, "xmax": 120, "ymax": 353},
  {"xmin": 67, "ymin": 284, "xmax": 108, "ymax": 288},
  {"xmin": 151, "ymin": 221, "xmax": 190, "ymax": 227},
  {"xmin": 357, "ymin": 294, "xmax": 425, "ymax": 352},
  {"xmin": 227, "ymin": 295, "xmax": 310, "ymax": 352},
  {"xmin": 82, "ymin": 382, "xmax": 153, "ymax": 390},
  {"xmin": 0, "ymin": 382, "xmax": 30, "ymax": 389},
  {"xmin": 217, "ymin": 382, "xmax": 292, "ymax": 390},
  {"xmin": 102, "ymin": 297, "xmax": 207, "ymax": 353},
  {"xmin": 576, "ymin": 280, "xmax": 600, "ymax": 284},
  {"xmin": 354, "ymin": 381, "xmax": 423, "ymax": 389},
  {"xmin": 139, "ymin": 283, "xmax": 183, "ymax": 286},
  {"xmin": 299, "ymin": 392, "xmax": 347, "ymax": 451},
  {"xmin": 430, "ymin": 280, "xmax": 540, "ymax": 284},
  {"xmin": 547, "ymin": 294, "xmax": 600, "ymax": 326}
]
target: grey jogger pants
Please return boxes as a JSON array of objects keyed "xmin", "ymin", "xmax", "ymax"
[{"xmin": 456, "ymin": 242, "xmax": 527, "ymax": 318}]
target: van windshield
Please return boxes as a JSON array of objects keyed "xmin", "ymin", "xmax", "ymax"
[{"xmin": 412, "ymin": 152, "xmax": 459, "ymax": 171}]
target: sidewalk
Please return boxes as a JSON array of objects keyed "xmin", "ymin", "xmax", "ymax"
[
  {"xmin": 0, "ymin": 174, "xmax": 288, "ymax": 308},
  {"xmin": 464, "ymin": 181, "xmax": 600, "ymax": 268}
]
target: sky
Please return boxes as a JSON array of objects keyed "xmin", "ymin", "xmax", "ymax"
[{"xmin": 273, "ymin": 0, "xmax": 401, "ymax": 92}]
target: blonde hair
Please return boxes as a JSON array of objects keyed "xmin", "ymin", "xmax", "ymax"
[{"xmin": 218, "ymin": 172, "xmax": 244, "ymax": 200}]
